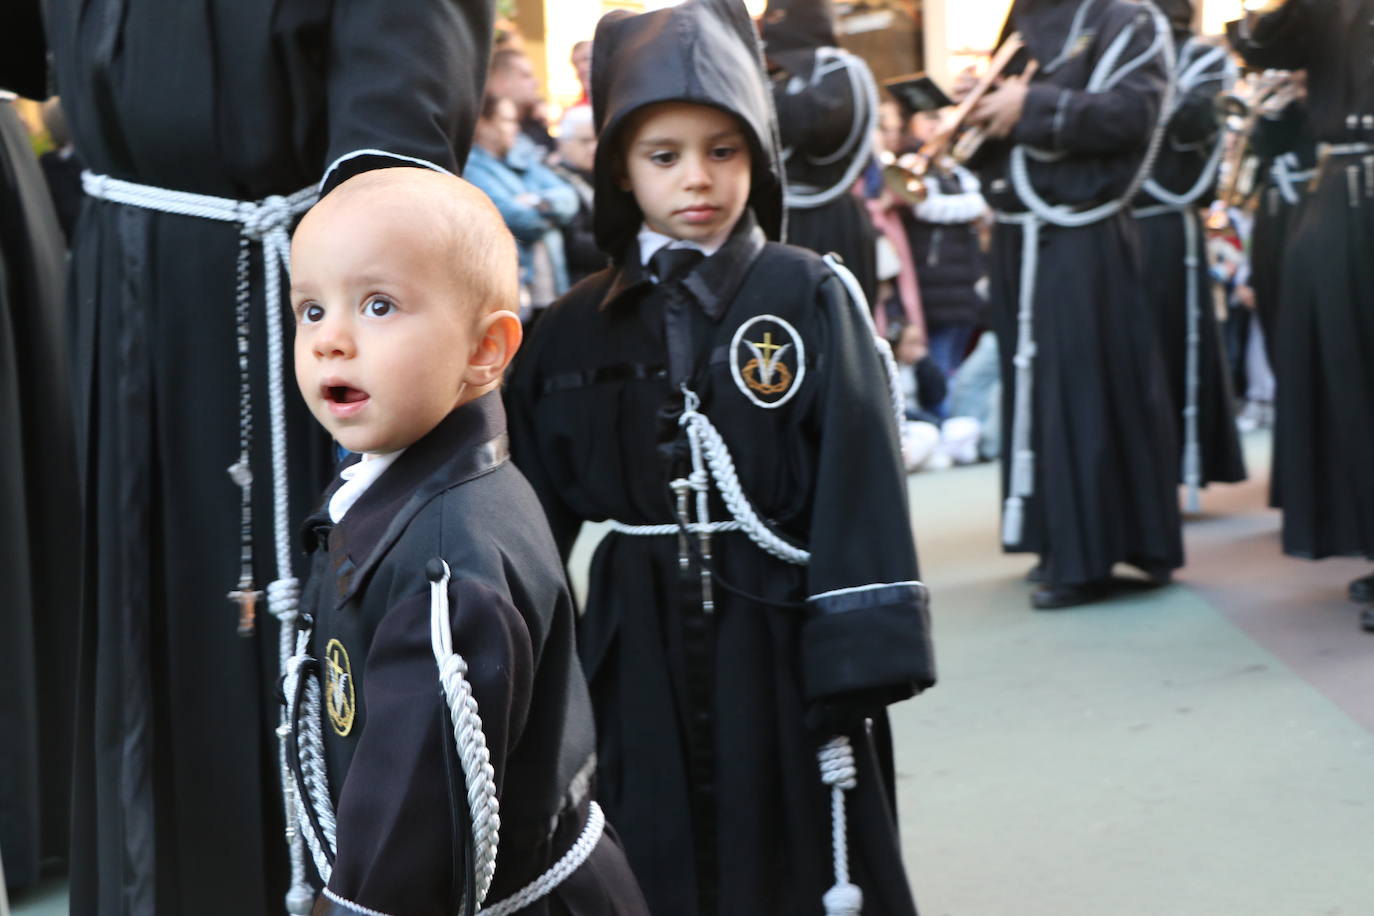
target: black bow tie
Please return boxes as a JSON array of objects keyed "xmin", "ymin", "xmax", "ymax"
[{"xmin": 649, "ymin": 246, "xmax": 705, "ymax": 285}]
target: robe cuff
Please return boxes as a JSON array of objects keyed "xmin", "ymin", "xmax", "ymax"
[
  {"xmin": 320, "ymin": 149, "xmax": 454, "ymax": 195},
  {"xmin": 1012, "ymin": 84, "xmax": 1071, "ymax": 151},
  {"xmin": 801, "ymin": 581, "xmax": 936, "ymax": 703}
]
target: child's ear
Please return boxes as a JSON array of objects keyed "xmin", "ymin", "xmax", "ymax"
[{"xmin": 463, "ymin": 309, "xmax": 524, "ymax": 388}]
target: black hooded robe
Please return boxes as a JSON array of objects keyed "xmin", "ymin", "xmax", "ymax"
[
  {"xmin": 1230, "ymin": 0, "xmax": 1374, "ymax": 562},
  {"xmin": 43, "ymin": 1, "xmax": 493, "ymax": 911},
  {"xmin": 763, "ymin": 0, "xmax": 880, "ymax": 307},
  {"xmin": 973, "ymin": 0, "xmax": 1185, "ymax": 586},
  {"xmin": 1132, "ymin": 31, "xmax": 1247, "ymax": 492},
  {"xmin": 508, "ymin": 3, "xmax": 934, "ymax": 914},
  {"xmin": 0, "ymin": 28, "xmax": 81, "ymax": 893}
]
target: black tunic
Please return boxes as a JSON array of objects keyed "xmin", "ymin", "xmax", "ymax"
[
  {"xmin": 1132, "ymin": 35, "xmax": 1247, "ymax": 490},
  {"xmin": 508, "ymin": 219, "xmax": 934, "ymax": 916},
  {"xmin": 974, "ymin": 0, "xmax": 1185, "ymax": 585},
  {"xmin": 0, "ymin": 96, "xmax": 80, "ymax": 893},
  {"xmin": 43, "ymin": 1, "xmax": 494, "ymax": 911},
  {"xmin": 1231, "ymin": 0, "xmax": 1374, "ymax": 560},
  {"xmin": 295, "ymin": 395, "xmax": 648, "ymax": 916},
  {"xmin": 769, "ymin": 47, "xmax": 880, "ymax": 306}
]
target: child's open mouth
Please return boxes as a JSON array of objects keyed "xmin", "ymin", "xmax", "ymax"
[{"xmin": 322, "ymin": 381, "xmax": 369, "ymax": 418}]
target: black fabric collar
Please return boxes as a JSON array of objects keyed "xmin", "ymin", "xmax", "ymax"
[
  {"xmin": 304, "ymin": 391, "xmax": 511, "ymax": 608},
  {"xmin": 596, "ymin": 210, "xmax": 766, "ymax": 321}
]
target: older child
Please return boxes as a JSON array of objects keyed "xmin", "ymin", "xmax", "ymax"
[
  {"xmin": 507, "ymin": 2, "xmax": 934, "ymax": 914},
  {"xmin": 285, "ymin": 169, "xmax": 647, "ymax": 916}
]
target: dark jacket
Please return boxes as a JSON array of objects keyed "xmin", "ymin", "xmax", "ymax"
[
  {"xmin": 297, "ymin": 394, "xmax": 645, "ymax": 916},
  {"xmin": 906, "ymin": 169, "xmax": 987, "ymax": 328},
  {"xmin": 552, "ymin": 163, "xmax": 607, "ymax": 286}
]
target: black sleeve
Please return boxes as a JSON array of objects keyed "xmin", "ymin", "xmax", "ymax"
[
  {"xmin": 326, "ymin": 577, "xmax": 535, "ymax": 916},
  {"xmin": 1013, "ymin": 10, "xmax": 1168, "ymax": 155},
  {"xmin": 505, "ymin": 314, "xmax": 586, "ymax": 562},
  {"xmin": 799, "ymin": 273, "xmax": 937, "ymax": 711},
  {"xmin": 320, "ymin": 0, "xmax": 495, "ymax": 193}
]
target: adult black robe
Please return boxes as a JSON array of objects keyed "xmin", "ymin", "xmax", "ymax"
[
  {"xmin": 0, "ymin": 77, "xmax": 80, "ymax": 896},
  {"xmin": 292, "ymin": 396, "xmax": 648, "ymax": 916},
  {"xmin": 510, "ymin": 4, "xmax": 934, "ymax": 913},
  {"xmin": 1133, "ymin": 34, "xmax": 1247, "ymax": 491},
  {"xmin": 1230, "ymin": 0, "xmax": 1374, "ymax": 561},
  {"xmin": 973, "ymin": 0, "xmax": 1184, "ymax": 586},
  {"xmin": 763, "ymin": 0, "xmax": 880, "ymax": 306},
  {"xmin": 43, "ymin": 1, "xmax": 493, "ymax": 912}
]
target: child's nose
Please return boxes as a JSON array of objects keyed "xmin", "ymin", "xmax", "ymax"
[
  {"xmin": 682, "ymin": 155, "xmax": 712, "ymax": 189},
  {"xmin": 313, "ymin": 315, "xmax": 355, "ymax": 358}
]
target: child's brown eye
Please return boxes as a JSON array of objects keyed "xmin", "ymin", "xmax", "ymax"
[
  {"xmin": 365, "ymin": 297, "xmax": 394, "ymax": 318},
  {"xmin": 302, "ymin": 303, "xmax": 324, "ymax": 324},
  {"xmin": 649, "ymin": 151, "xmax": 677, "ymax": 166},
  {"xmin": 710, "ymin": 146, "xmax": 737, "ymax": 160}
]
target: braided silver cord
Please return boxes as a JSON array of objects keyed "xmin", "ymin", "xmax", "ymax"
[
  {"xmin": 428, "ymin": 561, "xmax": 501, "ymax": 914},
  {"xmin": 817, "ymin": 736, "xmax": 862, "ymax": 916}
]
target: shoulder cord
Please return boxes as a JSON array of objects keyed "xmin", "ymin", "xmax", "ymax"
[
  {"xmin": 81, "ymin": 171, "xmax": 319, "ymax": 913},
  {"xmin": 1271, "ymin": 152, "xmax": 1314, "ymax": 206},
  {"xmin": 783, "ymin": 48, "xmax": 881, "ymax": 210},
  {"xmin": 998, "ymin": 2, "xmax": 1177, "ymax": 547},
  {"xmin": 1133, "ymin": 41, "xmax": 1235, "ymax": 513},
  {"xmin": 426, "ymin": 560, "xmax": 501, "ymax": 915}
]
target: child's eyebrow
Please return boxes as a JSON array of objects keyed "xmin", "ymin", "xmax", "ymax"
[{"xmin": 635, "ymin": 130, "xmax": 745, "ymax": 148}]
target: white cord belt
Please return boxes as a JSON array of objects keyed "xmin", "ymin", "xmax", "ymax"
[
  {"xmin": 83, "ymin": 170, "xmax": 320, "ymax": 914},
  {"xmin": 1129, "ymin": 202, "xmax": 1205, "ymax": 511},
  {"xmin": 609, "ymin": 520, "xmax": 744, "ymax": 537},
  {"xmin": 1319, "ymin": 142, "xmax": 1374, "ymax": 157}
]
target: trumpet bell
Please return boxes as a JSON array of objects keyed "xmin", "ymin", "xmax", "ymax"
[{"xmin": 878, "ymin": 150, "xmax": 928, "ymax": 205}]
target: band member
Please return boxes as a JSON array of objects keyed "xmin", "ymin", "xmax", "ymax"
[
  {"xmin": 1229, "ymin": 0, "xmax": 1374, "ymax": 633},
  {"xmin": 0, "ymin": 22, "xmax": 80, "ymax": 893},
  {"xmin": 966, "ymin": 0, "xmax": 1185, "ymax": 608},
  {"xmin": 762, "ymin": 0, "xmax": 882, "ymax": 306},
  {"xmin": 44, "ymin": 0, "xmax": 496, "ymax": 910},
  {"xmin": 508, "ymin": 1, "xmax": 934, "ymax": 913},
  {"xmin": 1132, "ymin": 0, "xmax": 1247, "ymax": 510}
]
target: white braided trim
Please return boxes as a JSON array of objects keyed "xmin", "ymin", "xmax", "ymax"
[
  {"xmin": 678, "ymin": 392, "xmax": 811, "ymax": 566},
  {"xmin": 818, "ymin": 736, "xmax": 862, "ymax": 916},
  {"xmin": 480, "ymin": 802, "xmax": 606, "ymax": 916},
  {"xmin": 284, "ymin": 648, "xmax": 338, "ymax": 883},
  {"xmin": 608, "ymin": 520, "xmax": 743, "ymax": 537},
  {"xmin": 430, "ymin": 561, "xmax": 501, "ymax": 914},
  {"xmin": 319, "ymin": 149, "xmax": 454, "ymax": 194},
  {"xmin": 322, "ymin": 887, "xmax": 394, "ymax": 916},
  {"xmin": 784, "ymin": 48, "xmax": 880, "ymax": 209}
]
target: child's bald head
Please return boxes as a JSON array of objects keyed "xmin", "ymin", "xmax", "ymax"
[
  {"xmin": 290, "ymin": 169, "xmax": 523, "ymax": 453},
  {"xmin": 296, "ymin": 168, "xmax": 519, "ymax": 320}
]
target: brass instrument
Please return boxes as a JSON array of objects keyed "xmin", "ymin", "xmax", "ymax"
[
  {"xmin": 880, "ymin": 34, "xmax": 1036, "ymax": 205},
  {"xmin": 1207, "ymin": 70, "xmax": 1303, "ymax": 230}
]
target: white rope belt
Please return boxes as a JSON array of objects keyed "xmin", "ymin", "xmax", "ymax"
[
  {"xmin": 1130, "ymin": 202, "xmax": 1205, "ymax": 511},
  {"xmin": 83, "ymin": 170, "xmax": 320, "ymax": 914},
  {"xmin": 608, "ymin": 520, "xmax": 744, "ymax": 537},
  {"xmin": 1319, "ymin": 142, "xmax": 1374, "ymax": 157}
]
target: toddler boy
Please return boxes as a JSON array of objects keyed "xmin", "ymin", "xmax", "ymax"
[
  {"xmin": 284, "ymin": 168, "xmax": 647, "ymax": 916},
  {"xmin": 507, "ymin": 2, "xmax": 935, "ymax": 914}
]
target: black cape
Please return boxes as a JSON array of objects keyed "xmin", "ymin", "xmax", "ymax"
[
  {"xmin": 0, "ymin": 95, "xmax": 81, "ymax": 894},
  {"xmin": 1230, "ymin": 0, "xmax": 1374, "ymax": 560},
  {"xmin": 295, "ymin": 396, "xmax": 648, "ymax": 916},
  {"xmin": 975, "ymin": 0, "xmax": 1185, "ymax": 585},
  {"xmin": 1133, "ymin": 36, "xmax": 1247, "ymax": 489},
  {"xmin": 44, "ymin": 0, "xmax": 494, "ymax": 910}
]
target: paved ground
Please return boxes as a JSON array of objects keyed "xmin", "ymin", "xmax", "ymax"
[{"xmin": 13, "ymin": 432, "xmax": 1373, "ymax": 916}]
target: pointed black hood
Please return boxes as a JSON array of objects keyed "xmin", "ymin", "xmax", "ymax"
[
  {"xmin": 998, "ymin": 0, "xmax": 1093, "ymax": 72},
  {"xmin": 1155, "ymin": 0, "xmax": 1194, "ymax": 35},
  {"xmin": 591, "ymin": 0, "xmax": 784, "ymax": 255},
  {"xmin": 760, "ymin": 0, "xmax": 838, "ymax": 55}
]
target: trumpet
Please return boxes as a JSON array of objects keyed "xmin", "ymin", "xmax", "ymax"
[
  {"xmin": 1207, "ymin": 70, "xmax": 1303, "ymax": 230},
  {"xmin": 880, "ymin": 33, "xmax": 1036, "ymax": 205}
]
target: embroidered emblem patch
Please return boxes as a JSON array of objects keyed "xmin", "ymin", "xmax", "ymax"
[
  {"xmin": 324, "ymin": 638, "xmax": 356, "ymax": 737},
  {"xmin": 730, "ymin": 314, "xmax": 806, "ymax": 409}
]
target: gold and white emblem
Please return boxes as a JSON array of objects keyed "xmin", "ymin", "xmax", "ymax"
[
  {"xmin": 730, "ymin": 314, "xmax": 806, "ymax": 408},
  {"xmin": 324, "ymin": 638, "xmax": 356, "ymax": 737}
]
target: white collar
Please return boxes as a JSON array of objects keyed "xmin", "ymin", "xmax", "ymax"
[
  {"xmin": 637, "ymin": 224, "xmax": 724, "ymax": 271},
  {"xmin": 328, "ymin": 449, "xmax": 406, "ymax": 523}
]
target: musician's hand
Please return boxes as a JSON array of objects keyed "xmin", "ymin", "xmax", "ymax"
[
  {"xmin": 969, "ymin": 81, "xmax": 1029, "ymax": 139},
  {"xmin": 1234, "ymin": 285, "xmax": 1256, "ymax": 310}
]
